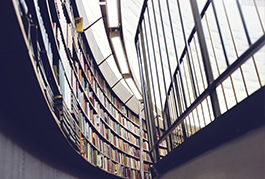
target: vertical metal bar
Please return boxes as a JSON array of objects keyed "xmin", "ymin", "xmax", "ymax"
[
  {"xmin": 206, "ymin": 97, "xmax": 213, "ymax": 122},
  {"xmin": 176, "ymin": 72, "xmax": 188, "ymax": 135},
  {"xmin": 204, "ymin": 13, "xmax": 221, "ymax": 77},
  {"xmin": 193, "ymin": 37, "xmax": 206, "ymax": 90},
  {"xmin": 163, "ymin": 100, "xmax": 172, "ymax": 153},
  {"xmin": 146, "ymin": 3, "xmax": 173, "ymax": 154},
  {"xmin": 190, "ymin": 0, "xmax": 221, "ymax": 118},
  {"xmin": 195, "ymin": 105, "xmax": 202, "ymax": 130},
  {"xmin": 200, "ymin": 103, "xmax": 207, "ymax": 126},
  {"xmin": 166, "ymin": 0, "xmax": 187, "ymax": 117},
  {"xmin": 146, "ymin": 4, "xmax": 165, "ymax": 132},
  {"xmin": 235, "ymin": 0, "xmax": 262, "ymax": 87},
  {"xmin": 138, "ymin": 23, "xmax": 160, "ymax": 163},
  {"xmin": 235, "ymin": 0, "xmax": 252, "ymax": 46},
  {"xmin": 253, "ymin": 0, "xmax": 265, "ymax": 33},
  {"xmin": 211, "ymin": 0, "xmax": 230, "ymax": 66},
  {"xmin": 176, "ymin": 0, "xmax": 198, "ymax": 100},
  {"xmin": 183, "ymin": 55, "xmax": 192, "ymax": 105},
  {"xmin": 175, "ymin": 0, "xmax": 199, "ymax": 140},
  {"xmin": 142, "ymin": 14, "xmax": 162, "ymax": 138},
  {"xmin": 170, "ymin": 92, "xmax": 177, "ymax": 122},
  {"xmin": 204, "ymin": 13, "xmax": 228, "ymax": 116},
  {"xmin": 186, "ymin": 116, "xmax": 192, "ymax": 137},
  {"xmin": 190, "ymin": 39, "xmax": 203, "ymax": 130},
  {"xmin": 158, "ymin": 0, "xmax": 185, "ymax": 149},
  {"xmin": 136, "ymin": 39, "xmax": 156, "ymax": 163},
  {"xmin": 211, "ymin": 1, "xmax": 238, "ymax": 108},
  {"xmin": 139, "ymin": 101, "xmax": 144, "ymax": 179},
  {"xmin": 191, "ymin": 105, "xmax": 199, "ymax": 131},
  {"xmin": 169, "ymin": 93, "xmax": 175, "ymax": 123},
  {"xmin": 188, "ymin": 43, "xmax": 200, "ymax": 94},
  {"xmin": 221, "ymin": 0, "xmax": 249, "ymax": 97},
  {"xmin": 167, "ymin": 0, "xmax": 190, "ymax": 142},
  {"xmin": 251, "ymin": 56, "xmax": 263, "ymax": 88},
  {"xmin": 189, "ymin": 40, "xmax": 213, "ymax": 124},
  {"xmin": 149, "ymin": 0, "xmax": 170, "ymax": 124},
  {"xmin": 174, "ymin": 75, "xmax": 183, "ymax": 118},
  {"xmin": 149, "ymin": 0, "xmax": 175, "ymax": 151},
  {"xmin": 157, "ymin": 0, "xmax": 180, "ymax": 122}
]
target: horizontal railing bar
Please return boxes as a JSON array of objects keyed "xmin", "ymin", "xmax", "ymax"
[
  {"xmin": 150, "ymin": 34, "xmax": 265, "ymax": 154},
  {"xmin": 212, "ymin": 34, "xmax": 265, "ymax": 88}
]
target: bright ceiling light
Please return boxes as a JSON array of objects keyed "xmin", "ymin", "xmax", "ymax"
[
  {"xmin": 106, "ymin": 0, "xmax": 119, "ymax": 28},
  {"xmin": 111, "ymin": 36, "xmax": 129, "ymax": 74},
  {"xmin": 125, "ymin": 78, "xmax": 142, "ymax": 100}
]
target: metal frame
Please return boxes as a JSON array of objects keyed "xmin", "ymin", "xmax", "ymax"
[{"xmin": 135, "ymin": 0, "xmax": 265, "ymax": 165}]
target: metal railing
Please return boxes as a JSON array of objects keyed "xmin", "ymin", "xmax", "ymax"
[{"xmin": 135, "ymin": 0, "xmax": 265, "ymax": 163}]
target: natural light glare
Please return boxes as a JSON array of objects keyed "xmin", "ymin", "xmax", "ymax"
[
  {"xmin": 111, "ymin": 36, "xmax": 129, "ymax": 74},
  {"xmin": 125, "ymin": 78, "xmax": 142, "ymax": 100},
  {"xmin": 106, "ymin": 0, "xmax": 119, "ymax": 27},
  {"xmin": 106, "ymin": 55, "xmax": 123, "ymax": 79}
]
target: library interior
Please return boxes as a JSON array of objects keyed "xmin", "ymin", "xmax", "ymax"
[{"xmin": 0, "ymin": 0, "xmax": 264, "ymax": 179}]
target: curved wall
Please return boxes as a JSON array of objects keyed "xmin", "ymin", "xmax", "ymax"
[
  {"xmin": 0, "ymin": 1, "xmax": 144, "ymax": 179},
  {"xmin": 0, "ymin": 106, "xmax": 85, "ymax": 179},
  {"xmin": 157, "ymin": 126, "xmax": 265, "ymax": 179}
]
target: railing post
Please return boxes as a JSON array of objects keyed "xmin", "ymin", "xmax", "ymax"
[
  {"xmin": 139, "ymin": 101, "xmax": 144, "ymax": 179},
  {"xmin": 190, "ymin": 0, "xmax": 221, "ymax": 118},
  {"xmin": 136, "ymin": 23, "xmax": 160, "ymax": 163}
]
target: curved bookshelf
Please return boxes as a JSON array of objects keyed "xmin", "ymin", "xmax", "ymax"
[{"xmin": 9, "ymin": 0, "xmax": 152, "ymax": 178}]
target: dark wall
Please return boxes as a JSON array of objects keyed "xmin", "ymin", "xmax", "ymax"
[
  {"xmin": 157, "ymin": 126, "xmax": 264, "ymax": 179},
  {"xmin": 0, "ymin": 105, "xmax": 82, "ymax": 179},
  {"xmin": 155, "ymin": 87, "xmax": 265, "ymax": 179}
]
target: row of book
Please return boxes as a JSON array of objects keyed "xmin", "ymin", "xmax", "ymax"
[
  {"xmin": 35, "ymin": 0, "xmax": 79, "ymax": 119},
  {"xmin": 79, "ymin": 111, "xmax": 152, "ymax": 164},
  {"xmin": 143, "ymin": 151, "xmax": 151, "ymax": 162},
  {"xmin": 81, "ymin": 134, "xmax": 141, "ymax": 170},
  {"xmin": 50, "ymin": 1, "xmax": 153, "ymax": 178},
  {"xmin": 55, "ymin": 0, "xmax": 72, "ymax": 56},
  {"xmin": 53, "ymin": 0, "xmax": 143, "ymax": 137},
  {"xmin": 79, "ymin": 110, "xmax": 143, "ymax": 159},
  {"xmin": 24, "ymin": 0, "xmax": 56, "ymax": 111},
  {"xmin": 73, "ymin": 86, "xmax": 142, "ymax": 148},
  {"xmin": 20, "ymin": 0, "xmax": 83, "ymax": 157},
  {"xmin": 81, "ymin": 140, "xmax": 151, "ymax": 179},
  {"xmin": 78, "ymin": 62, "xmax": 141, "ymax": 131},
  {"xmin": 159, "ymin": 148, "xmax": 167, "ymax": 157},
  {"xmin": 76, "ymin": 32, "xmax": 91, "ymax": 67},
  {"xmin": 69, "ymin": 57, "xmax": 153, "ymax": 176},
  {"xmin": 34, "ymin": 0, "xmax": 53, "ymax": 64},
  {"xmin": 92, "ymin": 68, "xmax": 140, "ymax": 129},
  {"xmin": 63, "ymin": 55, "xmax": 152, "ymax": 176},
  {"xmin": 159, "ymin": 140, "xmax": 167, "ymax": 148},
  {"xmin": 71, "ymin": 71, "xmax": 147, "ymax": 147},
  {"xmin": 143, "ymin": 141, "xmax": 149, "ymax": 151},
  {"xmin": 55, "ymin": 97, "xmax": 80, "ymax": 151},
  {"xmin": 57, "ymin": 28, "xmax": 74, "ymax": 112},
  {"xmin": 74, "ymin": 44, "xmax": 144, "ymax": 129},
  {"xmin": 72, "ymin": 49, "xmax": 150, "ymax": 146},
  {"xmin": 62, "ymin": 0, "xmax": 75, "ymax": 26}
]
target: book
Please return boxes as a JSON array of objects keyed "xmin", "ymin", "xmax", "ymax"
[
  {"xmin": 97, "ymin": 153, "xmax": 103, "ymax": 167},
  {"xmin": 32, "ymin": 0, "xmax": 152, "ymax": 175},
  {"xmin": 93, "ymin": 114, "xmax": 101, "ymax": 133}
]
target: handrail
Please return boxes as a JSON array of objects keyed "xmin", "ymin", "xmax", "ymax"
[
  {"xmin": 149, "ymin": 34, "xmax": 265, "ymax": 155},
  {"xmin": 135, "ymin": 0, "xmax": 265, "ymax": 164}
]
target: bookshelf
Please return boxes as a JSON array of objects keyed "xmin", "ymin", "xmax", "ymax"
[{"xmin": 15, "ymin": 0, "xmax": 152, "ymax": 178}]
